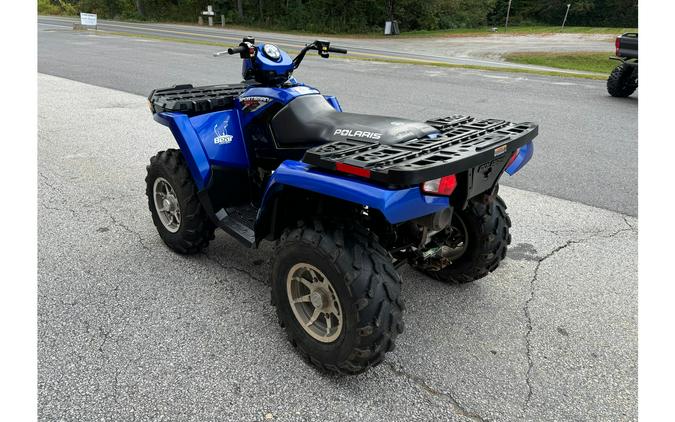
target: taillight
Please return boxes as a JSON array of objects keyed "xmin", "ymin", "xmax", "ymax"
[
  {"xmin": 615, "ymin": 37, "xmax": 621, "ymax": 56},
  {"xmin": 335, "ymin": 162, "xmax": 371, "ymax": 178},
  {"xmin": 421, "ymin": 174, "xmax": 457, "ymax": 196}
]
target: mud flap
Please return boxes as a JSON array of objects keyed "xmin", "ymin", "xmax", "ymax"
[{"xmin": 465, "ymin": 153, "xmax": 510, "ymax": 201}]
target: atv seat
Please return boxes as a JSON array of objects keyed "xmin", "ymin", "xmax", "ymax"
[{"xmin": 270, "ymin": 94, "xmax": 438, "ymax": 147}]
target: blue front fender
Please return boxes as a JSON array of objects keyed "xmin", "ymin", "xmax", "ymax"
[{"xmin": 260, "ymin": 161, "xmax": 449, "ymax": 225}]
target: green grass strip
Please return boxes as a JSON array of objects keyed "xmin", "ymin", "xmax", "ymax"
[{"xmin": 504, "ymin": 51, "xmax": 616, "ymax": 74}]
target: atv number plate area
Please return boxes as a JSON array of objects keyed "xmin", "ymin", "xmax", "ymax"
[{"xmin": 302, "ymin": 115, "xmax": 538, "ymax": 185}]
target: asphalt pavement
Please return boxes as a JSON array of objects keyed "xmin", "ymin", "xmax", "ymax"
[
  {"xmin": 37, "ymin": 24, "xmax": 638, "ymax": 215},
  {"xmin": 37, "ymin": 15, "xmax": 614, "ymax": 74},
  {"xmin": 38, "ymin": 20, "xmax": 638, "ymax": 421},
  {"xmin": 38, "ymin": 73, "xmax": 637, "ymax": 421}
]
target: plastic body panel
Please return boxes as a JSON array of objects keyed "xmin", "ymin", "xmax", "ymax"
[
  {"xmin": 237, "ymin": 85, "xmax": 320, "ymax": 127},
  {"xmin": 324, "ymin": 95, "xmax": 342, "ymax": 112},
  {"xmin": 257, "ymin": 44, "xmax": 294, "ymax": 73},
  {"xmin": 241, "ymin": 45, "xmax": 294, "ymax": 80},
  {"xmin": 260, "ymin": 160, "xmax": 449, "ymax": 224},
  {"xmin": 154, "ymin": 110, "xmax": 248, "ymax": 190},
  {"xmin": 240, "ymin": 85, "xmax": 320, "ymax": 105},
  {"xmin": 505, "ymin": 142, "xmax": 533, "ymax": 176},
  {"xmin": 189, "ymin": 109, "xmax": 249, "ymax": 169},
  {"xmin": 154, "ymin": 112, "xmax": 212, "ymax": 189}
]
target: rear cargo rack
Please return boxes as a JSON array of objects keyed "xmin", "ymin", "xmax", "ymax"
[
  {"xmin": 148, "ymin": 83, "xmax": 247, "ymax": 115},
  {"xmin": 302, "ymin": 115, "xmax": 537, "ymax": 185}
]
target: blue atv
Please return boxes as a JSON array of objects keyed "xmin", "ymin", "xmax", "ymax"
[{"xmin": 145, "ymin": 37, "xmax": 536, "ymax": 374}]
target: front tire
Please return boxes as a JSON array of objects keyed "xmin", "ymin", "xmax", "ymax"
[
  {"xmin": 145, "ymin": 149, "xmax": 215, "ymax": 254},
  {"xmin": 607, "ymin": 63, "xmax": 637, "ymax": 97},
  {"xmin": 271, "ymin": 222, "xmax": 404, "ymax": 374},
  {"xmin": 415, "ymin": 194, "xmax": 511, "ymax": 284}
]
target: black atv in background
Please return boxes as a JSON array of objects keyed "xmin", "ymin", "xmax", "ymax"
[{"xmin": 607, "ymin": 32, "xmax": 638, "ymax": 97}]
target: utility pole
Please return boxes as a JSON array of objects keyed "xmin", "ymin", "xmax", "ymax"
[
  {"xmin": 505, "ymin": 0, "xmax": 512, "ymax": 32},
  {"xmin": 561, "ymin": 3, "xmax": 571, "ymax": 31}
]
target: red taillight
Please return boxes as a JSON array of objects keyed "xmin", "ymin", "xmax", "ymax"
[
  {"xmin": 421, "ymin": 174, "xmax": 457, "ymax": 196},
  {"xmin": 336, "ymin": 162, "xmax": 371, "ymax": 178},
  {"xmin": 615, "ymin": 37, "xmax": 621, "ymax": 56}
]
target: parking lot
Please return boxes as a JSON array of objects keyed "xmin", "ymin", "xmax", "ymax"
[{"xmin": 38, "ymin": 73, "xmax": 637, "ymax": 421}]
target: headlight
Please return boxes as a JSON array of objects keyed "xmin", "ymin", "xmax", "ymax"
[{"xmin": 263, "ymin": 44, "xmax": 281, "ymax": 61}]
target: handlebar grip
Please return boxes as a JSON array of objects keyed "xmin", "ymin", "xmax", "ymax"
[
  {"xmin": 329, "ymin": 47, "xmax": 347, "ymax": 54},
  {"xmin": 228, "ymin": 46, "xmax": 246, "ymax": 55}
]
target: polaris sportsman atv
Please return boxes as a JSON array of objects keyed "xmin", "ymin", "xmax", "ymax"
[{"xmin": 145, "ymin": 37, "xmax": 536, "ymax": 374}]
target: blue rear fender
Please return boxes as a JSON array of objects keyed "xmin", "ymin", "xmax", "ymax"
[
  {"xmin": 505, "ymin": 142, "xmax": 533, "ymax": 176},
  {"xmin": 256, "ymin": 161, "xmax": 449, "ymax": 239}
]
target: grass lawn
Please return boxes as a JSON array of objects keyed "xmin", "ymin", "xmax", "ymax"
[
  {"xmin": 504, "ymin": 51, "xmax": 616, "ymax": 73},
  {"xmin": 397, "ymin": 26, "xmax": 636, "ymax": 38}
]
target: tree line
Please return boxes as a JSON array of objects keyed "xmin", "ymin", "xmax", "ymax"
[{"xmin": 39, "ymin": 0, "xmax": 638, "ymax": 33}]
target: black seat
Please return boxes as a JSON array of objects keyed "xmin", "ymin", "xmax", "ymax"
[{"xmin": 270, "ymin": 94, "xmax": 438, "ymax": 147}]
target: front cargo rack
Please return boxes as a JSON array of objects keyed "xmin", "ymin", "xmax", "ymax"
[
  {"xmin": 302, "ymin": 115, "xmax": 537, "ymax": 185},
  {"xmin": 148, "ymin": 83, "xmax": 247, "ymax": 115}
]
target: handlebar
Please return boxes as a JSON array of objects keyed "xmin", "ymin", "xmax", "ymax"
[
  {"xmin": 227, "ymin": 45, "xmax": 246, "ymax": 55},
  {"xmin": 215, "ymin": 38, "xmax": 347, "ymax": 72},
  {"xmin": 328, "ymin": 46, "xmax": 348, "ymax": 54}
]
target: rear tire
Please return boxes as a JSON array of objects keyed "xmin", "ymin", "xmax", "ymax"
[
  {"xmin": 607, "ymin": 63, "xmax": 637, "ymax": 97},
  {"xmin": 145, "ymin": 149, "xmax": 215, "ymax": 254},
  {"xmin": 415, "ymin": 194, "xmax": 511, "ymax": 284},
  {"xmin": 271, "ymin": 222, "xmax": 404, "ymax": 374}
]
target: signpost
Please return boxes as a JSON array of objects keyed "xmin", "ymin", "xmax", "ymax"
[
  {"xmin": 80, "ymin": 12, "xmax": 97, "ymax": 27},
  {"xmin": 561, "ymin": 4, "xmax": 572, "ymax": 31},
  {"xmin": 202, "ymin": 5, "xmax": 215, "ymax": 27},
  {"xmin": 73, "ymin": 12, "xmax": 97, "ymax": 30},
  {"xmin": 505, "ymin": 0, "xmax": 512, "ymax": 32}
]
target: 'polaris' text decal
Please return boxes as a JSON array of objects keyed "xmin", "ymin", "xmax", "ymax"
[{"xmin": 333, "ymin": 129, "xmax": 382, "ymax": 140}]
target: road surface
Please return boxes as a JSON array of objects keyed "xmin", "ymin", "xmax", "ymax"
[
  {"xmin": 37, "ymin": 21, "xmax": 638, "ymax": 422},
  {"xmin": 38, "ymin": 15, "xmax": 612, "ymax": 75},
  {"xmin": 39, "ymin": 74, "xmax": 637, "ymax": 421},
  {"xmin": 37, "ymin": 22, "xmax": 637, "ymax": 215}
]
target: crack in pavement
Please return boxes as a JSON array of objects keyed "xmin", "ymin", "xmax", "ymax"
[
  {"xmin": 203, "ymin": 251, "xmax": 268, "ymax": 286},
  {"xmin": 385, "ymin": 361, "xmax": 486, "ymax": 422},
  {"xmin": 40, "ymin": 203, "xmax": 78, "ymax": 219},
  {"xmin": 99, "ymin": 205, "xmax": 151, "ymax": 252},
  {"xmin": 622, "ymin": 215, "xmax": 637, "ymax": 231},
  {"xmin": 39, "ymin": 172, "xmax": 64, "ymax": 195},
  {"xmin": 521, "ymin": 221, "xmax": 636, "ymax": 415},
  {"xmin": 41, "ymin": 170, "xmax": 151, "ymax": 252}
]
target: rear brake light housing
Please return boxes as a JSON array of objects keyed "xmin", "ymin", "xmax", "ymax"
[
  {"xmin": 335, "ymin": 162, "xmax": 371, "ymax": 178},
  {"xmin": 615, "ymin": 36, "xmax": 621, "ymax": 56},
  {"xmin": 421, "ymin": 174, "xmax": 457, "ymax": 196}
]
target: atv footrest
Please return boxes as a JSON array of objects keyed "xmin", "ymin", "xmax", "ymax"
[
  {"xmin": 215, "ymin": 205, "xmax": 258, "ymax": 247},
  {"xmin": 302, "ymin": 115, "xmax": 538, "ymax": 185},
  {"xmin": 148, "ymin": 83, "xmax": 247, "ymax": 115}
]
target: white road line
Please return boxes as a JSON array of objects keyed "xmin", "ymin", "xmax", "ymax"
[{"xmin": 38, "ymin": 23, "xmax": 67, "ymax": 28}]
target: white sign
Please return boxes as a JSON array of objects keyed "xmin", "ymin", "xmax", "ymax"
[
  {"xmin": 80, "ymin": 13, "xmax": 97, "ymax": 26},
  {"xmin": 202, "ymin": 5, "xmax": 215, "ymax": 16}
]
